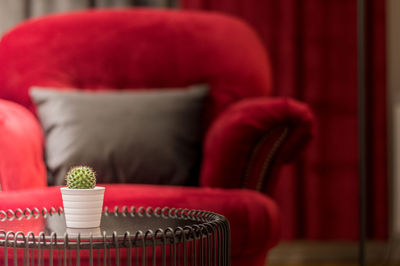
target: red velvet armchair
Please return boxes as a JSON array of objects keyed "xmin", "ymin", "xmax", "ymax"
[{"xmin": 0, "ymin": 9, "xmax": 313, "ymax": 265}]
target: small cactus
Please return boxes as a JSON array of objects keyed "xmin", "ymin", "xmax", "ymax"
[{"xmin": 66, "ymin": 166, "xmax": 96, "ymax": 189}]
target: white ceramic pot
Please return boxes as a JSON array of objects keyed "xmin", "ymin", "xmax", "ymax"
[
  {"xmin": 60, "ymin": 186, "xmax": 105, "ymax": 228},
  {"xmin": 66, "ymin": 227, "xmax": 102, "ymax": 237}
]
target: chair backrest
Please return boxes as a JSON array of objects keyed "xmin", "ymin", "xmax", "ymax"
[{"xmin": 0, "ymin": 9, "xmax": 272, "ymax": 126}]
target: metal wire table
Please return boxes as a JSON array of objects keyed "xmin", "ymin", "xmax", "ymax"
[{"xmin": 0, "ymin": 206, "xmax": 230, "ymax": 266}]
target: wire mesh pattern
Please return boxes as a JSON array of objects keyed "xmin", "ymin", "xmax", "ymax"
[{"xmin": 0, "ymin": 206, "xmax": 230, "ymax": 266}]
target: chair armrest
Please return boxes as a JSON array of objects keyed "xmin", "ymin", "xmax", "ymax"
[
  {"xmin": 200, "ymin": 97, "xmax": 314, "ymax": 193},
  {"xmin": 0, "ymin": 99, "xmax": 47, "ymax": 191}
]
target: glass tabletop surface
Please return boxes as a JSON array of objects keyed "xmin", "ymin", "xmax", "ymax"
[{"xmin": 0, "ymin": 212, "xmax": 200, "ymax": 238}]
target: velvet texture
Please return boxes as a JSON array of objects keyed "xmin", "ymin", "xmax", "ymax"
[
  {"xmin": 0, "ymin": 99, "xmax": 46, "ymax": 190},
  {"xmin": 202, "ymin": 97, "xmax": 313, "ymax": 192},
  {"xmin": 182, "ymin": 0, "xmax": 388, "ymax": 240},
  {"xmin": 0, "ymin": 9, "xmax": 314, "ymax": 264},
  {"xmin": 0, "ymin": 9, "xmax": 272, "ymax": 127}
]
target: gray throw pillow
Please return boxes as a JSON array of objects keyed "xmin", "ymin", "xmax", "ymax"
[{"xmin": 30, "ymin": 86, "xmax": 208, "ymax": 186}]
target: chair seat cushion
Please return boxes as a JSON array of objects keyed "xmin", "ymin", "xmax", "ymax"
[{"xmin": 0, "ymin": 184, "xmax": 280, "ymax": 257}]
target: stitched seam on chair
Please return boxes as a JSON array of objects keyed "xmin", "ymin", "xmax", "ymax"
[
  {"xmin": 241, "ymin": 130, "xmax": 273, "ymax": 188},
  {"xmin": 242, "ymin": 127, "xmax": 289, "ymax": 191},
  {"xmin": 255, "ymin": 127, "xmax": 288, "ymax": 191}
]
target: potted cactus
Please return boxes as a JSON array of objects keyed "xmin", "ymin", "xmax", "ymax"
[{"xmin": 60, "ymin": 166, "xmax": 105, "ymax": 228}]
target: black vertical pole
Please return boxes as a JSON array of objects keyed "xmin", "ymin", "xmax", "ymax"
[
  {"xmin": 166, "ymin": 0, "xmax": 175, "ymax": 8},
  {"xmin": 89, "ymin": 0, "xmax": 96, "ymax": 8},
  {"xmin": 357, "ymin": 0, "xmax": 366, "ymax": 265},
  {"xmin": 23, "ymin": 0, "xmax": 31, "ymax": 18}
]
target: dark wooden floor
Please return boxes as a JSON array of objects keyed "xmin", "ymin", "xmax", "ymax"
[
  {"xmin": 265, "ymin": 241, "xmax": 400, "ymax": 266},
  {"xmin": 268, "ymin": 264, "xmax": 400, "ymax": 266}
]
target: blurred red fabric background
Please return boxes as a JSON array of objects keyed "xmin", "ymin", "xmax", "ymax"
[{"xmin": 182, "ymin": 0, "xmax": 387, "ymax": 240}]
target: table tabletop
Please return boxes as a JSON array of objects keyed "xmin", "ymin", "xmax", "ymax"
[{"xmin": 0, "ymin": 206, "xmax": 231, "ymax": 266}]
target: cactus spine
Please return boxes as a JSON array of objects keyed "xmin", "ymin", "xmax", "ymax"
[{"xmin": 66, "ymin": 166, "xmax": 96, "ymax": 189}]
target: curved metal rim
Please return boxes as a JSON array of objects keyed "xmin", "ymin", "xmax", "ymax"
[{"xmin": 0, "ymin": 206, "xmax": 229, "ymax": 249}]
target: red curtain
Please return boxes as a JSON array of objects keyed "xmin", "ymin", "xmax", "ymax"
[{"xmin": 182, "ymin": 0, "xmax": 387, "ymax": 240}]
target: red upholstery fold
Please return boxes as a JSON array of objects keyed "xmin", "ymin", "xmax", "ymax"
[
  {"xmin": 201, "ymin": 97, "xmax": 313, "ymax": 192},
  {"xmin": 0, "ymin": 100, "xmax": 46, "ymax": 190}
]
